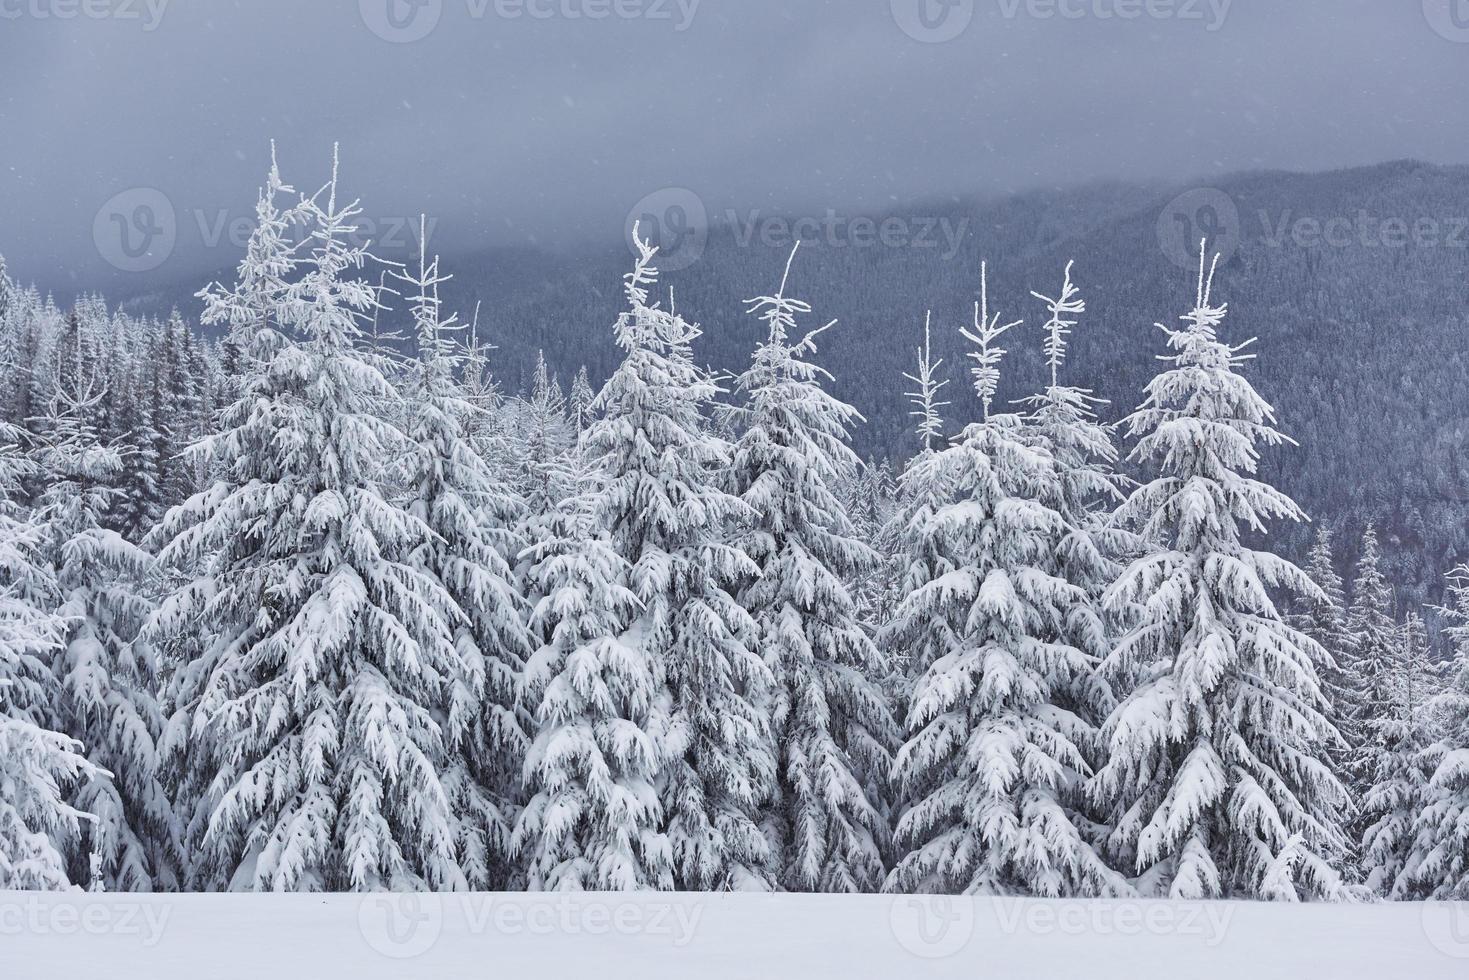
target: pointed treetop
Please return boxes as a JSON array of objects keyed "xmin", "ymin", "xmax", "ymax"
[
  {"xmin": 903, "ymin": 311, "xmax": 950, "ymax": 452},
  {"xmin": 1182, "ymin": 242, "xmax": 1229, "ymax": 340},
  {"xmin": 745, "ymin": 244, "xmax": 836, "ymax": 355},
  {"xmin": 960, "ymin": 260, "xmax": 1022, "ymax": 420},
  {"xmin": 1031, "ymin": 259, "xmax": 1085, "ymax": 389}
]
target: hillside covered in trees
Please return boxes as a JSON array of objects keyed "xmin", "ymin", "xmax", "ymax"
[{"xmin": 2, "ymin": 152, "xmax": 1467, "ymax": 901}]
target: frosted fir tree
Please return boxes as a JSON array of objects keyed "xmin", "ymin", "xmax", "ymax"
[
  {"xmin": 886, "ymin": 267, "xmax": 1122, "ymax": 897},
  {"xmin": 1358, "ymin": 611, "xmax": 1437, "ymax": 898},
  {"xmin": 0, "ymin": 255, "xmax": 12, "ymax": 321},
  {"xmin": 1288, "ymin": 527, "xmax": 1356, "ymax": 864},
  {"xmin": 0, "ymin": 423, "xmax": 95, "ymax": 890},
  {"xmin": 904, "ymin": 312, "xmax": 950, "ymax": 457},
  {"xmin": 514, "ymin": 451, "xmax": 674, "ymax": 891},
  {"xmin": 1016, "ymin": 261, "xmax": 1127, "ymax": 713},
  {"xmin": 394, "ymin": 231, "xmax": 531, "ymax": 889},
  {"xmin": 584, "ymin": 228, "xmax": 774, "ymax": 891},
  {"xmin": 729, "ymin": 247, "xmax": 897, "ymax": 893},
  {"xmin": 568, "ymin": 365, "xmax": 596, "ymax": 432},
  {"xmin": 151, "ymin": 152, "xmax": 469, "ymax": 891},
  {"xmin": 159, "ymin": 157, "xmax": 304, "ymax": 873},
  {"xmin": 1402, "ymin": 567, "xmax": 1469, "ymax": 899},
  {"xmin": 849, "ymin": 456, "xmax": 901, "ymax": 648},
  {"xmin": 1344, "ymin": 526, "xmax": 1398, "ymax": 813},
  {"xmin": 1091, "ymin": 249, "xmax": 1347, "ymax": 900},
  {"xmin": 35, "ymin": 350, "xmax": 177, "ymax": 891},
  {"xmin": 1293, "ymin": 529, "xmax": 1354, "ymax": 713},
  {"xmin": 197, "ymin": 140, "xmax": 301, "ymax": 373},
  {"xmin": 520, "ymin": 350, "xmax": 576, "ymax": 514},
  {"xmin": 880, "ymin": 315, "xmax": 953, "ymax": 682},
  {"xmin": 456, "ymin": 309, "xmax": 520, "ymax": 488}
]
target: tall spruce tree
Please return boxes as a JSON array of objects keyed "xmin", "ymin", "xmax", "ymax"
[
  {"xmin": 1344, "ymin": 526, "xmax": 1398, "ymax": 817},
  {"xmin": 395, "ymin": 233, "xmax": 531, "ymax": 889},
  {"xmin": 514, "ymin": 450, "xmax": 674, "ymax": 890},
  {"xmin": 583, "ymin": 230, "xmax": 774, "ymax": 890},
  {"xmin": 1091, "ymin": 250, "xmax": 1347, "ymax": 900},
  {"xmin": 151, "ymin": 152, "xmax": 470, "ymax": 891},
  {"xmin": 35, "ymin": 349, "xmax": 176, "ymax": 891},
  {"xmin": 1358, "ymin": 611, "xmax": 1437, "ymax": 897},
  {"xmin": 1402, "ymin": 567, "xmax": 1469, "ymax": 898},
  {"xmin": 730, "ymin": 247, "xmax": 896, "ymax": 893},
  {"xmin": 886, "ymin": 267, "xmax": 1121, "ymax": 896},
  {"xmin": 0, "ymin": 422, "xmax": 95, "ymax": 890}
]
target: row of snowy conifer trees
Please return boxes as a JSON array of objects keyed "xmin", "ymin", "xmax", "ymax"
[{"xmin": 1, "ymin": 150, "xmax": 1467, "ymax": 899}]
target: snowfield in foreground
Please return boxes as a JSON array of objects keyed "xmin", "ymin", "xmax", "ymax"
[{"xmin": 4, "ymin": 893, "xmax": 1467, "ymax": 979}]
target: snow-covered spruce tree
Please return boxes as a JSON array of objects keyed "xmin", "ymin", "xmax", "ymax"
[
  {"xmin": 520, "ymin": 350, "xmax": 575, "ymax": 515},
  {"xmin": 35, "ymin": 348, "xmax": 177, "ymax": 891},
  {"xmin": 0, "ymin": 422, "xmax": 95, "ymax": 890},
  {"xmin": 394, "ymin": 232, "xmax": 530, "ymax": 889},
  {"xmin": 568, "ymin": 365, "xmax": 596, "ymax": 433},
  {"xmin": 1017, "ymin": 261, "xmax": 1127, "ymax": 721},
  {"xmin": 729, "ymin": 247, "xmax": 897, "ymax": 893},
  {"xmin": 584, "ymin": 229, "xmax": 774, "ymax": 891},
  {"xmin": 886, "ymin": 268, "xmax": 1122, "ymax": 897},
  {"xmin": 153, "ymin": 149, "xmax": 306, "ymax": 881},
  {"xmin": 0, "ymin": 255, "xmax": 12, "ymax": 322},
  {"xmin": 849, "ymin": 456, "xmax": 901, "ymax": 661},
  {"xmin": 514, "ymin": 449, "xmax": 674, "ymax": 891},
  {"xmin": 1285, "ymin": 528, "xmax": 1357, "ymax": 877},
  {"xmin": 1402, "ymin": 567, "xmax": 1469, "ymax": 898},
  {"xmin": 197, "ymin": 141, "xmax": 301, "ymax": 372},
  {"xmin": 1343, "ymin": 525, "xmax": 1399, "ymax": 814},
  {"xmin": 456, "ymin": 312, "xmax": 522, "ymax": 491},
  {"xmin": 1358, "ymin": 611, "xmax": 1437, "ymax": 898},
  {"xmin": 1091, "ymin": 249, "xmax": 1347, "ymax": 900},
  {"xmin": 879, "ymin": 314, "xmax": 953, "ymax": 682},
  {"xmin": 151, "ymin": 151, "xmax": 470, "ymax": 891},
  {"xmin": 1292, "ymin": 529, "xmax": 1354, "ymax": 734}
]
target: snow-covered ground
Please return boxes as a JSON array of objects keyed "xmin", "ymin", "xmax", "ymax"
[{"xmin": 4, "ymin": 892, "xmax": 1467, "ymax": 979}]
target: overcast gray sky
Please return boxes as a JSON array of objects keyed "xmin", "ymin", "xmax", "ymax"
[{"xmin": 2, "ymin": 0, "xmax": 1467, "ymax": 294}]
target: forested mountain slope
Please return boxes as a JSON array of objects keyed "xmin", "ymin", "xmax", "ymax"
[{"xmin": 118, "ymin": 159, "xmax": 1469, "ymax": 604}]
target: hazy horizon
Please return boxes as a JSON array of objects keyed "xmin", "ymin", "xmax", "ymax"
[{"xmin": 5, "ymin": 1, "xmax": 1469, "ymax": 299}]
